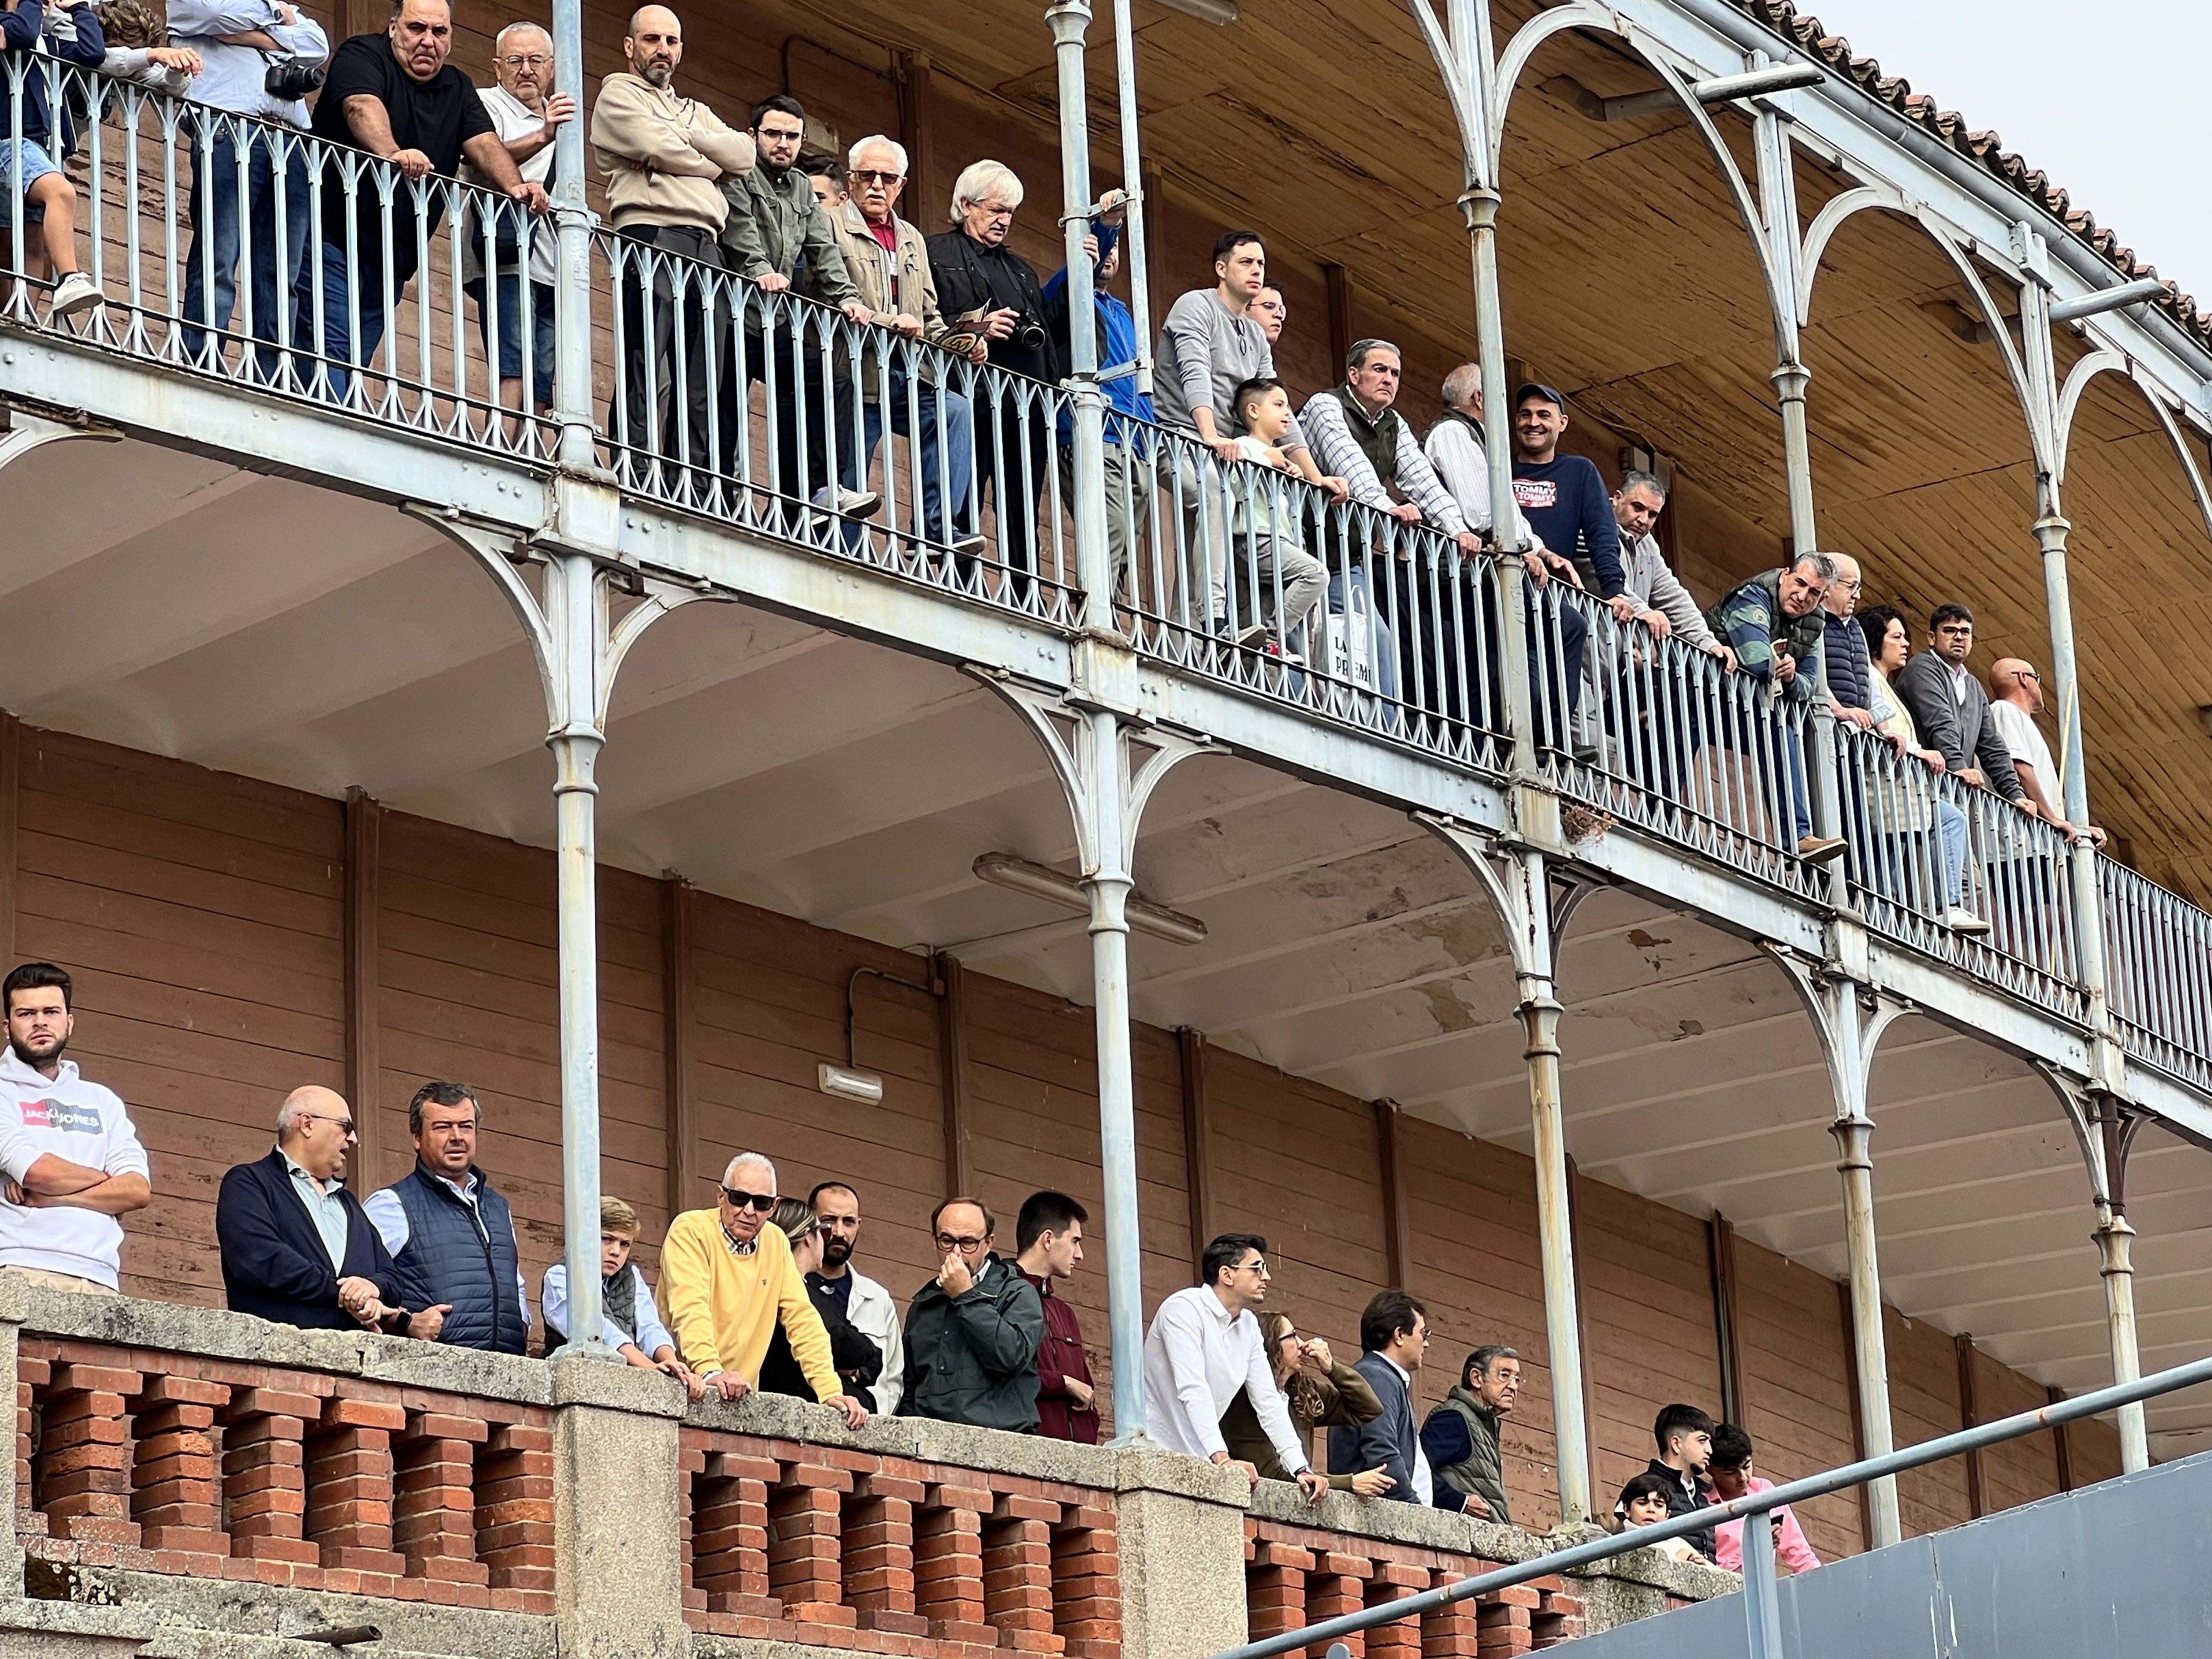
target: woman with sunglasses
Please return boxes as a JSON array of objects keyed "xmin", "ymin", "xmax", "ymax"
[
  {"xmin": 757, "ymin": 1198, "xmax": 883, "ymax": 1406},
  {"xmin": 1221, "ymin": 1312, "xmax": 1395, "ymax": 1497}
]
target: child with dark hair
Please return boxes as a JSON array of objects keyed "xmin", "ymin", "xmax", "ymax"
[
  {"xmin": 1709, "ymin": 1423, "xmax": 1821, "ymax": 1575},
  {"xmin": 1615, "ymin": 1471, "xmax": 1706, "ymax": 1562}
]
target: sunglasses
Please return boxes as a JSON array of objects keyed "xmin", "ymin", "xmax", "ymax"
[
  {"xmin": 721, "ymin": 1189, "xmax": 777, "ymax": 1212},
  {"xmin": 851, "ymin": 168, "xmax": 903, "ymax": 185}
]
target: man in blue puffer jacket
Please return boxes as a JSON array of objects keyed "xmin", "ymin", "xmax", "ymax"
[
  {"xmin": 365, "ymin": 1080, "xmax": 531, "ymax": 1353},
  {"xmin": 2, "ymin": 0, "xmax": 107, "ymax": 316}
]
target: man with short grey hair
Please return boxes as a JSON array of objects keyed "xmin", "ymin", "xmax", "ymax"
[
  {"xmin": 1421, "ymin": 1343, "xmax": 1520, "ymax": 1521},
  {"xmin": 365, "ymin": 1081, "xmax": 531, "ymax": 1352},
  {"xmin": 1706, "ymin": 554, "xmax": 1849, "ymax": 864},
  {"xmin": 458, "ymin": 21, "xmax": 574, "ymax": 414},
  {"xmin": 1609, "ymin": 472, "xmax": 1729, "ymax": 665}
]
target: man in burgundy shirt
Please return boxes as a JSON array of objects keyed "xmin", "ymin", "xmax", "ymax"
[{"xmin": 1013, "ymin": 1190, "xmax": 1098, "ymax": 1443}]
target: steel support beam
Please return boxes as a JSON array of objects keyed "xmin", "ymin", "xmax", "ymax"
[{"xmin": 2094, "ymin": 1209, "xmax": 2150, "ymax": 1472}]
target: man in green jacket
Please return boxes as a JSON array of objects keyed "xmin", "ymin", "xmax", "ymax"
[
  {"xmin": 1420, "ymin": 1344, "xmax": 1521, "ymax": 1522},
  {"xmin": 718, "ymin": 92, "xmax": 878, "ymax": 523},
  {"xmin": 900, "ymin": 1197, "xmax": 1046, "ymax": 1431}
]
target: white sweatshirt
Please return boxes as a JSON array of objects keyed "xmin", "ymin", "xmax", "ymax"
[{"xmin": 0, "ymin": 1049, "xmax": 149, "ymax": 1288}]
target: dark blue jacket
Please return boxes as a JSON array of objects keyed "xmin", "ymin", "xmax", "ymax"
[
  {"xmin": 2, "ymin": 0, "xmax": 104, "ymax": 149},
  {"xmin": 385, "ymin": 1161, "xmax": 528, "ymax": 1354},
  {"xmin": 1511, "ymin": 453, "xmax": 1624, "ymax": 598},
  {"xmin": 1327, "ymin": 1351, "xmax": 1423, "ymax": 1504},
  {"xmin": 1823, "ymin": 612, "xmax": 1872, "ymax": 711},
  {"xmin": 216, "ymin": 1149, "xmax": 409, "ymax": 1330}
]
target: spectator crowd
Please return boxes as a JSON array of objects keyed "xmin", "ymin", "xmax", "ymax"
[
  {"xmin": 0, "ymin": 956, "xmax": 1821, "ymax": 1582},
  {"xmin": 1, "ymin": 0, "xmax": 2099, "ymax": 910}
]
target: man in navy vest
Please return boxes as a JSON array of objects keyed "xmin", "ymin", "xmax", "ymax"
[
  {"xmin": 365, "ymin": 1080, "xmax": 531, "ymax": 1353},
  {"xmin": 217, "ymin": 1085, "xmax": 447, "ymax": 1337}
]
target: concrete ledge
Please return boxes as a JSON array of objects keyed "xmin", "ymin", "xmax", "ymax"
[
  {"xmin": 4, "ymin": 1278, "xmax": 552, "ymax": 1407},
  {"xmin": 1248, "ymin": 1480, "xmax": 1551, "ymax": 1559},
  {"xmin": 548, "ymin": 1352, "xmax": 689, "ymax": 1416},
  {"xmin": 22, "ymin": 1573, "xmax": 552, "ymax": 1659}
]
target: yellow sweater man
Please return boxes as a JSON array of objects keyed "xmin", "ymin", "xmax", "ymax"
[{"xmin": 658, "ymin": 1154, "xmax": 867, "ymax": 1425}]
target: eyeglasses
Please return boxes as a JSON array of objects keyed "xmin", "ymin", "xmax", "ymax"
[
  {"xmin": 1935, "ymin": 623, "xmax": 1974, "ymax": 635},
  {"xmin": 2018, "ymin": 669, "xmax": 2041, "ymax": 680},
  {"xmin": 1836, "ymin": 579, "xmax": 1863, "ymax": 595},
  {"xmin": 756, "ymin": 126, "xmax": 805, "ymax": 144},
  {"xmin": 933, "ymin": 1232, "xmax": 989, "ymax": 1251},
  {"xmin": 498, "ymin": 53, "xmax": 551, "ymax": 68},
  {"xmin": 721, "ymin": 1189, "xmax": 777, "ymax": 1212},
  {"xmin": 851, "ymin": 168, "xmax": 903, "ymax": 185},
  {"xmin": 301, "ymin": 1111, "xmax": 357, "ymax": 1138}
]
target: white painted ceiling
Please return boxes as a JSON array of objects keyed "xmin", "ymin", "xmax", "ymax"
[{"xmin": 12, "ymin": 436, "xmax": 2209, "ymax": 1457}]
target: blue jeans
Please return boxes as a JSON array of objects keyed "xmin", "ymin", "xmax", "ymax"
[
  {"xmin": 1935, "ymin": 798, "xmax": 1968, "ymax": 905},
  {"xmin": 297, "ymin": 238, "xmax": 400, "ymax": 402},
  {"xmin": 849, "ymin": 371, "xmax": 976, "ymax": 547},
  {"xmin": 463, "ymin": 268, "xmax": 555, "ymax": 408},
  {"xmin": 183, "ymin": 126, "xmax": 311, "ymax": 376}
]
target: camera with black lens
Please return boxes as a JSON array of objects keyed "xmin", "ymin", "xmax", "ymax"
[
  {"xmin": 1014, "ymin": 316, "xmax": 1047, "ymax": 354},
  {"xmin": 263, "ymin": 56, "xmax": 327, "ymax": 101}
]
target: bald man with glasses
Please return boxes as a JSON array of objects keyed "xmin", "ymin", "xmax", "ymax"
[
  {"xmin": 216, "ymin": 1086, "xmax": 445, "ymax": 1337},
  {"xmin": 658, "ymin": 1151, "xmax": 871, "ymax": 1426}
]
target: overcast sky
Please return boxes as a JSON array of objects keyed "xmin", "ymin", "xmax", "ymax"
[{"xmin": 1807, "ymin": 3, "xmax": 2212, "ymax": 296}]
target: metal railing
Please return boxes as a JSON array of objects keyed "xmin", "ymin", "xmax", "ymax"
[
  {"xmin": 2102, "ymin": 856, "xmax": 2212, "ymax": 1093},
  {"xmin": 5, "ymin": 52, "xmax": 2208, "ymax": 1087},
  {"xmin": 1210, "ymin": 1348, "xmax": 2212, "ymax": 1659}
]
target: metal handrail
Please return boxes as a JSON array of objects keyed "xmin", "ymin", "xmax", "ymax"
[{"xmin": 1210, "ymin": 1347, "xmax": 2212, "ymax": 1659}]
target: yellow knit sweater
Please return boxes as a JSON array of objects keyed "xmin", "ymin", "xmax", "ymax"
[{"xmin": 657, "ymin": 1209, "xmax": 839, "ymax": 1398}]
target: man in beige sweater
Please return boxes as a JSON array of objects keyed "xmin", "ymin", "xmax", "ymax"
[{"xmin": 590, "ymin": 5, "xmax": 752, "ymax": 499}]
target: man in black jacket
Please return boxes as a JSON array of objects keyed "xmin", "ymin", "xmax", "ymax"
[
  {"xmin": 1894, "ymin": 603, "xmax": 2033, "ymax": 810},
  {"xmin": 216, "ymin": 1086, "xmax": 445, "ymax": 1338},
  {"xmin": 928, "ymin": 160, "xmax": 1057, "ymax": 602},
  {"xmin": 1626, "ymin": 1402, "xmax": 1719, "ymax": 1560},
  {"xmin": 1330, "ymin": 1289, "xmax": 1447, "ymax": 1505}
]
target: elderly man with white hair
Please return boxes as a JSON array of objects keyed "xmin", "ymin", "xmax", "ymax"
[
  {"xmin": 657, "ymin": 1150, "xmax": 871, "ymax": 1425},
  {"xmin": 459, "ymin": 21, "xmax": 575, "ymax": 414},
  {"xmin": 928, "ymin": 159, "xmax": 1058, "ymax": 600}
]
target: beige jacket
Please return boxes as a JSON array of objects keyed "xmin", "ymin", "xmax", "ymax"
[
  {"xmin": 590, "ymin": 72, "xmax": 755, "ymax": 234},
  {"xmin": 829, "ymin": 199, "xmax": 953, "ymax": 393}
]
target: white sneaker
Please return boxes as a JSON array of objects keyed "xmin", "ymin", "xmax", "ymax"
[
  {"xmin": 49, "ymin": 272, "xmax": 103, "ymax": 319},
  {"xmin": 810, "ymin": 483, "xmax": 883, "ymax": 520},
  {"xmin": 1944, "ymin": 906, "xmax": 1993, "ymax": 936}
]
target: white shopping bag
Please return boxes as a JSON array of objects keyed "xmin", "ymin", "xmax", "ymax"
[{"xmin": 1325, "ymin": 580, "xmax": 1374, "ymax": 689}]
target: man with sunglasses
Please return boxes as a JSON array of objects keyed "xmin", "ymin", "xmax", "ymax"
[
  {"xmin": 658, "ymin": 1152, "xmax": 871, "ymax": 1426},
  {"xmin": 898, "ymin": 1196, "xmax": 1045, "ymax": 1431},
  {"xmin": 216, "ymin": 1085, "xmax": 444, "ymax": 1337}
]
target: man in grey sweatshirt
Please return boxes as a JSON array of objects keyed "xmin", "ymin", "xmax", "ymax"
[{"xmin": 1155, "ymin": 230, "xmax": 1344, "ymax": 634}]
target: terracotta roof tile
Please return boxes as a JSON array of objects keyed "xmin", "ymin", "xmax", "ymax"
[{"xmin": 1730, "ymin": 1, "xmax": 2210, "ymax": 342}]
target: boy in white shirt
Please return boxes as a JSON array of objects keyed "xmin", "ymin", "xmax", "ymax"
[
  {"xmin": 1223, "ymin": 376, "xmax": 1329, "ymax": 665},
  {"xmin": 0, "ymin": 963, "xmax": 151, "ymax": 1291}
]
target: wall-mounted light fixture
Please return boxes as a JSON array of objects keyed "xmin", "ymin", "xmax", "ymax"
[{"xmin": 817, "ymin": 964, "xmax": 944, "ymax": 1103}]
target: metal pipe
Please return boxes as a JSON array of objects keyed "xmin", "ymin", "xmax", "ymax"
[
  {"xmin": 1690, "ymin": 62, "xmax": 1826, "ymax": 103},
  {"xmin": 548, "ymin": 552, "xmax": 609, "ymax": 1358},
  {"xmin": 548, "ymin": 0, "xmax": 595, "ymax": 472},
  {"xmin": 1463, "ymin": 190, "xmax": 1536, "ymax": 777},
  {"xmin": 1831, "ymin": 1110, "xmax": 1900, "ymax": 1545},
  {"xmin": 1109, "ymin": 0, "xmax": 1154, "ymax": 398},
  {"xmin": 1080, "ymin": 706, "xmax": 1149, "ymax": 1441},
  {"xmin": 1047, "ymin": 0, "xmax": 1115, "ymax": 634},
  {"xmin": 1208, "ymin": 1345, "xmax": 2212, "ymax": 1659},
  {"xmin": 2050, "ymin": 276, "xmax": 2170, "ymax": 325},
  {"xmin": 2094, "ymin": 1209, "xmax": 2150, "ymax": 1471},
  {"xmin": 1516, "ymin": 848, "xmax": 1590, "ymax": 1522},
  {"xmin": 1740, "ymin": 1510, "xmax": 1784, "ymax": 1659}
]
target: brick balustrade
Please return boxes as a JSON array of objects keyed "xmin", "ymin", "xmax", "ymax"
[
  {"xmin": 16, "ymin": 1336, "xmax": 557, "ymax": 1612},
  {"xmin": 679, "ymin": 1426, "xmax": 1119, "ymax": 1659},
  {"xmin": 1244, "ymin": 1517, "xmax": 1584, "ymax": 1659}
]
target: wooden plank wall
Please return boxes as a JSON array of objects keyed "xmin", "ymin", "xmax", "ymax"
[{"xmin": 1, "ymin": 723, "xmax": 2121, "ymax": 1539}]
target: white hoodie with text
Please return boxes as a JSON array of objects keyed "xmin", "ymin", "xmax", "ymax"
[{"xmin": 0, "ymin": 1049, "xmax": 149, "ymax": 1287}]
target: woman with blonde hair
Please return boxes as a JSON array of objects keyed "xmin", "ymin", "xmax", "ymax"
[
  {"xmin": 757, "ymin": 1196, "xmax": 883, "ymax": 1403},
  {"xmin": 1221, "ymin": 1311, "xmax": 1395, "ymax": 1496}
]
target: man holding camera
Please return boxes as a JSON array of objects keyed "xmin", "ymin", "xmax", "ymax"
[
  {"xmin": 166, "ymin": 0, "xmax": 329, "ymax": 377},
  {"xmin": 928, "ymin": 160, "xmax": 1057, "ymax": 602}
]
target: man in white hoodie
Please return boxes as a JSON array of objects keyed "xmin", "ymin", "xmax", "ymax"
[{"xmin": 0, "ymin": 963, "xmax": 150, "ymax": 1291}]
